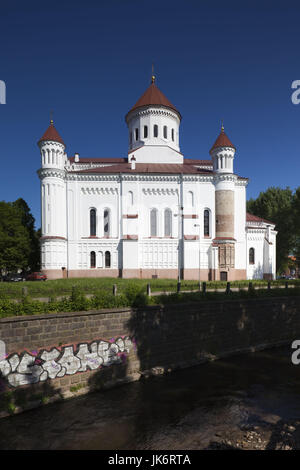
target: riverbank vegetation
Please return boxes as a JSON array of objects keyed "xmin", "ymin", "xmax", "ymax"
[
  {"xmin": 1, "ymin": 277, "xmax": 300, "ymax": 301},
  {"xmin": 0, "ymin": 280, "xmax": 300, "ymax": 318}
]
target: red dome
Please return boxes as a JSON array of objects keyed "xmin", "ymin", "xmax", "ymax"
[
  {"xmin": 210, "ymin": 128, "xmax": 235, "ymax": 153},
  {"xmin": 126, "ymin": 81, "xmax": 181, "ymax": 119},
  {"xmin": 38, "ymin": 121, "xmax": 65, "ymax": 146}
]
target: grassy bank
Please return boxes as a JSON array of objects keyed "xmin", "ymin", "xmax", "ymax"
[
  {"xmin": 0, "ymin": 282, "xmax": 300, "ymax": 318},
  {"xmin": 0, "ymin": 277, "xmax": 300, "ymax": 301}
]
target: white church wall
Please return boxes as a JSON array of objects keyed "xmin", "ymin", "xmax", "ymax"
[{"xmin": 246, "ymin": 230, "xmax": 265, "ymax": 279}]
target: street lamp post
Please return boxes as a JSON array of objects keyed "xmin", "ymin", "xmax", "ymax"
[
  {"xmin": 175, "ymin": 204, "xmax": 184, "ymax": 283},
  {"xmin": 194, "ymin": 223, "xmax": 201, "ymax": 290}
]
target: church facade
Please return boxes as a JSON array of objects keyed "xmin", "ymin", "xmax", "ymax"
[{"xmin": 37, "ymin": 77, "xmax": 277, "ymax": 281}]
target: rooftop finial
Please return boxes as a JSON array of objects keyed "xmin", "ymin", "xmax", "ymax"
[
  {"xmin": 151, "ymin": 63, "xmax": 155, "ymax": 83},
  {"xmin": 221, "ymin": 119, "xmax": 224, "ymax": 132},
  {"xmin": 50, "ymin": 110, "xmax": 54, "ymax": 125}
]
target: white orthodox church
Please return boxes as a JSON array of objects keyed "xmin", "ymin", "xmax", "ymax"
[{"xmin": 37, "ymin": 76, "xmax": 277, "ymax": 281}]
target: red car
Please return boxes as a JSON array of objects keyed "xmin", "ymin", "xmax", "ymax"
[{"xmin": 26, "ymin": 272, "xmax": 47, "ymax": 281}]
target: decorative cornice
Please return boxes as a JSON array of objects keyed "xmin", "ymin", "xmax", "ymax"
[
  {"xmin": 213, "ymin": 173, "xmax": 238, "ymax": 184},
  {"xmin": 67, "ymin": 174, "xmax": 120, "ymax": 182},
  {"xmin": 66, "ymin": 173, "xmax": 215, "ymax": 183},
  {"xmin": 37, "ymin": 168, "xmax": 66, "ymax": 180},
  {"xmin": 142, "ymin": 187, "xmax": 178, "ymax": 196},
  {"xmin": 210, "ymin": 147, "xmax": 235, "ymax": 157},
  {"xmin": 235, "ymin": 179, "xmax": 249, "ymax": 187},
  {"xmin": 126, "ymin": 107, "xmax": 180, "ymax": 124},
  {"xmin": 38, "ymin": 141, "xmax": 65, "ymax": 151},
  {"xmin": 81, "ymin": 187, "xmax": 118, "ymax": 195}
]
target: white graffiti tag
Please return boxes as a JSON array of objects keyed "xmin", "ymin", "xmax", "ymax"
[
  {"xmin": 7, "ymin": 353, "xmax": 44, "ymax": 387},
  {"xmin": 1, "ymin": 336, "xmax": 133, "ymax": 388},
  {"xmin": 76, "ymin": 342, "xmax": 103, "ymax": 371}
]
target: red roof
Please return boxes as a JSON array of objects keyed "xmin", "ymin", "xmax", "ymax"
[
  {"xmin": 38, "ymin": 122, "xmax": 65, "ymax": 146},
  {"xmin": 184, "ymin": 158, "xmax": 212, "ymax": 166},
  {"xmin": 210, "ymin": 128, "xmax": 235, "ymax": 153},
  {"xmin": 69, "ymin": 157, "xmax": 213, "ymax": 168},
  {"xmin": 69, "ymin": 157, "xmax": 127, "ymax": 164},
  {"xmin": 126, "ymin": 81, "xmax": 181, "ymax": 119},
  {"xmin": 74, "ymin": 162, "xmax": 213, "ymax": 175},
  {"xmin": 246, "ymin": 212, "xmax": 275, "ymax": 225}
]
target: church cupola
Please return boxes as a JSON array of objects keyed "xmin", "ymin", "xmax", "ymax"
[
  {"xmin": 38, "ymin": 119, "xmax": 67, "ymax": 170},
  {"xmin": 125, "ymin": 75, "xmax": 182, "ymax": 163},
  {"xmin": 210, "ymin": 124, "xmax": 236, "ymax": 174}
]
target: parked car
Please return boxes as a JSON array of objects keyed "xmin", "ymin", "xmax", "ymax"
[
  {"xmin": 3, "ymin": 273, "xmax": 26, "ymax": 282},
  {"xmin": 26, "ymin": 272, "xmax": 47, "ymax": 281}
]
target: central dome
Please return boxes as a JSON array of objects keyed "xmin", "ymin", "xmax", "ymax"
[
  {"xmin": 126, "ymin": 80, "xmax": 181, "ymax": 120},
  {"xmin": 125, "ymin": 78, "xmax": 182, "ymax": 162}
]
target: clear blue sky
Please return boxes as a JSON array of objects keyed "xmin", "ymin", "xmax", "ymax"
[{"xmin": 0, "ymin": 0, "xmax": 300, "ymax": 228}]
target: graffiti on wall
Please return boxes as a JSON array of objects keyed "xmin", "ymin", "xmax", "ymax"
[{"xmin": 0, "ymin": 336, "xmax": 133, "ymax": 388}]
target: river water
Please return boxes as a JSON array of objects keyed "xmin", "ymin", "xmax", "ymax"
[{"xmin": 1, "ymin": 345, "xmax": 300, "ymax": 450}]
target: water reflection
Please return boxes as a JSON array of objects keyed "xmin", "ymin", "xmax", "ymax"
[{"xmin": 1, "ymin": 346, "xmax": 300, "ymax": 450}]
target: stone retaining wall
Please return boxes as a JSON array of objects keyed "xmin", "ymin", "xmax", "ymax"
[{"xmin": 0, "ymin": 296, "xmax": 299, "ymax": 417}]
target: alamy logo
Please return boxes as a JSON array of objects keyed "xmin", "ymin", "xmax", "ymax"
[
  {"xmin": 0, "ymin": 80, "xmax": 6, "ymax": 104},
  {"xmin": 291, "ymin": 80, "xmax": 300, "ymax": 105}
]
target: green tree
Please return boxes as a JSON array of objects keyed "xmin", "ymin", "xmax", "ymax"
[
  {"xmin": 0, "ymin": 202, "xmax": 31, "ymax": 272},
  {"xmin": 247, "ymin": 187, "xmax": 296, "ymax": 273},
  {"xmin": 292, "ymin": 187, "xmax": 300, "ymax": 269},
  {"xmin": 12, "ymin": 198, "xmax": 40, "ymax": 270}
]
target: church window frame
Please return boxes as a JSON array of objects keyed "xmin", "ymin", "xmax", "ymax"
[
  {"xmin": 163, "ymin": 125, "xmax": 167, "ymax": 139},
  {"xmin": 150, "ymin": 208, "xmax": 158, "ymax": 237},
  {"xmin": 90, "ymin": 208, "xmax": 96, "ymax": 237},
  {"xmin": 144, "ymin": 125, "xmax": 148, "ymax": 138},
  {"xmin": 90, "ymin": 251, "xmax": 96, "ymax": 268},
  {"xmin": 103, "ymin": 208, "xmax": 111, "ymax": 238},
  {"xmin": 164, "ymin": 208, "xmax": 172, "ymax": 237},
  {"xmin": 154, "ymin": 124, "xmax": 158, "ymax": 138},
  {"xmin": 249, "ymin": 247, "xmax": 255, "ymax": 265},
  {"xmin": 105, "ymin": 251, "xmax": 111, "ymax": 268},
  {"xmin": 204, "ymin": 209, "xmax": 211, "ymax": 237}
]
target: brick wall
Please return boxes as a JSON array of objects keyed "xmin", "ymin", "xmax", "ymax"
[{"xmin": 0, "ymin": 296, "xmax": 300, "ymax": 417}]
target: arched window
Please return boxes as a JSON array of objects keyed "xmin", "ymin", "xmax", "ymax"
[
  {"xmin": 150, "ymin": 208, "xmax": 158, "ymax": 237},
  {"xmin": 163, "ymin": 125, "xmax": 167, "ymax": 139},
  {"xmin": 105, "ymin": 251, "xmax": 111, "ymax": 268},
  {"xmin": 204, "ymin": 209, "xmax": 210, "ymax": 236},
  {"xmin": 90, "ymin": 209, "xmax": 96, "ymax": 236},
  {"xmin": 187, "ymin": 191, "xmax": 194, "ymax": 207},
  {"xmin": 128, "ymin": 191, "xmax": 134, "ymax": 206},
  {"xmin": 90, "ymin": 251, "xmax": 96, "ymax": 268},
  {"xmin": 135, "ymin": 128, "xmax": 139, "ymax": 141},
  {"xmin": 164, "ymin": 209, "xmax": 172, "ymax": 237},
  {"xmin": 104, "ymin": 209, "xmax": 110, "ymax": 237},
  {"xmin": 171, "ymin": 129, "xmax": 174, "ymax": 141},
  {"xmin": 144, "ymin": 125, "xmax": 148, "ymax": 138},
  {"xmin": 154, "ymin": 124, "xmax": 158, "ymax": 137},
  {"xmin": 249, "ymin": 248, "xmax": 255, "ymax": 265}
]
